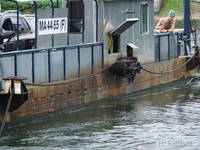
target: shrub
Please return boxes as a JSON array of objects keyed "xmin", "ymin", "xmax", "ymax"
[{"xmin": 0, "ymin": 0, "xmax": 61, "ymax": 13}]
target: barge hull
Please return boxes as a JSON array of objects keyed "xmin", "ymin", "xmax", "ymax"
[{"xmin": 0, "ymin": 57, "xmax": 196, "ymax": 126}]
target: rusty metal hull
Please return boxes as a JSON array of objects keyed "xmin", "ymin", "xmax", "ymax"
[{"xmin": 0, "ymin": 57, "xmax": 197, "ymax": 127}]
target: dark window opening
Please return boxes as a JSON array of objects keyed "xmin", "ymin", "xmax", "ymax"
[
  {"xmin": 112, "ymin": 35, "xmax": 120, "ymax": 53},
  {"xmin": 127, "ymin": 45, "xmax": 133, "ymax": 57},
  {"xmin": 68, "ymin": 0, "xmax": 84, "ymax": 33}
]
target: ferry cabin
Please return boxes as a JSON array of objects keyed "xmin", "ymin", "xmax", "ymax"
[
  {"xmin": 61, "ymin": 0, "xmax": 155, "ymax": 63},
  {"xmin": 0, "ymin": 0, "xmax": 181, "ymax": 87}
]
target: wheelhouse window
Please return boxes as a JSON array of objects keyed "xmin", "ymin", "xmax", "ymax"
[
  {"xmin": 140, "ymin": 3, "xmax": 148, "ymax": 34},
  {"xmin": 68, "ymin": 0, "xmax": 84, "ymax": 33}
]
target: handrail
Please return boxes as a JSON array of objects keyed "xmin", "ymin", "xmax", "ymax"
[
  {"xmin": 154, "ymin": 31, "xmax": 183, "ymax": 62},
  {"xmin": 154, "ymin": 30, "xmax": 200, "ymax": 62},
  {"xmin": 154, "ymin": 31, "xmax": 181, "ymax": 37},
  {"xmin": 0, "ymin": 42, "xmax": 103, "ymax": 57}
]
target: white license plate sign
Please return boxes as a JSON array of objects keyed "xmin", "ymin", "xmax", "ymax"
[{"xmin": 38, "ymin": 18, "xmax": 68, "ymax": 35}]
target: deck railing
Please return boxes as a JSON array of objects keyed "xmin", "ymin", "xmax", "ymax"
[
  {"xmin": 155, "ymin": 30, "xmax": 200, "ymax": 62},
  {"xmin": 191, "ymin": 30, "xmax": 200, "ymax": 47},
  {"xmin": 154, "ymin": 32, "xmax": 182, "ymax": 62},
  {"xmin": 0, "ymin": 42, "xmax": 104, "ymax": 88}
]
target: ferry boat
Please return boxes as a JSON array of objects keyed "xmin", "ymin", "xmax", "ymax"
[{"xmin": 0, "ymin": 0, "xmax": 199, "ymax": 131}]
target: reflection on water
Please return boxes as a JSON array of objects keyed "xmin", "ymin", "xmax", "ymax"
[{"xmin": 1, "ymin": 79, "xmax": 200, "ymax": 149}]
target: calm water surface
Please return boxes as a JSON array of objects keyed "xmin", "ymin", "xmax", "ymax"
[{"xmin": 1, "ymin": 79, "xmax": 200, "ymax": 150}]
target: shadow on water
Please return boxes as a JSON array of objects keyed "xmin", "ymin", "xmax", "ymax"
[{"xmin": 1, "ymin": 78, "xmax": 200, "ymax": 149}]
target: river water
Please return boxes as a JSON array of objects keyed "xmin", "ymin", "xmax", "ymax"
[{"xmin": 1, "ymin": 78, "xmax": 200, "ymax": 150}]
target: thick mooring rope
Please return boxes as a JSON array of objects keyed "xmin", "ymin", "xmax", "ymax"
[{"xmin": 141, "ymin": 48, "xmax": 199, "ymax": 75}]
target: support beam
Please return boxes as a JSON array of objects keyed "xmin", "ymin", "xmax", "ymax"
[{"xmin": 183, "ymin": 0, "xmax": 191, "ymax": 55}]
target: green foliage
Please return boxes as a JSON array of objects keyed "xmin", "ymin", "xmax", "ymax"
[
  {"xmin": 191, "ymin": 20, "xmax": 200, "ymax": 30},
  {"xmin": 0, "ymin": 0, "xmax": 62, "ymax": 13},
  {"xmin": 156, "ymin": 0, "xmax": 183, "ymax": 17}
]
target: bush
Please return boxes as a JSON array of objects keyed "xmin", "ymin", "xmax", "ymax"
[{"xmin": 0, "ymin": 0, "xmax": 61, "ymax": 13}]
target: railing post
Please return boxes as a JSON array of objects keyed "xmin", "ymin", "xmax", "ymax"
[
  {"xmin": 177, "ymin": 33, "xmax": 180, "ymax": 57},
  {"xmin": 78, "ymin": 46, "xmax": 80, "ymax": 77},
  {"xmin": 14, "ymin": 54, "xmax": 17, "ymax": 76},
  {"xmin": 34, "ymin": 2, "xmax": 38, "ymax": 49},
  {"xmin": 50, "ymin": 0, "xmax": 55, "ymax": 47},
  {"xmin": 32, "ymin": 51, "xmax": 35, "ymax": 83},
  {"xmin": 101, "ymin": 43, "xmax": 104, "ymax": 68},
  {"xmin": 168, "ymin": 34, "xmax": 170, "ymax": 60},
  {"xmin": 63, "ymin": 48, "xmax": 66, "ymax": 80},
  {"xmin": 48, "ymin": 49, "xmax": 51, "ymax": 83},
  {"xmin": 194, "ymin": 31, "xmax": 197, "ymax": 47},
  {"xmin": 91, "ymin": 45, "xmax": 94, "ymax": 73},
  {"xmin": 158, "ymin": 36, "xmax": 161, "ymax": 62}
]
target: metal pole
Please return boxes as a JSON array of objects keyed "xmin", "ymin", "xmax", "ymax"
[
  {"xmin": 66, "ymin": 0, "xmax": 69, "ymax": 45},
  {"xmin": 91, "ymin": 45, "xmax": 94, "ymax": 73},
  {"xmin": 56, "ymin": 0, "xmax": 59, "ymax": 8},
  {"xmin": 82, "ymin": 1, "xmax": 85, "ymax": 43},
  {"xmin": 48, "ymin": 49, "xmax": 51, "ymax": 83},
  {"xmin": 168, "ymin": 34, "xmax": 170, "ymax": 60},
  {"xmin": 102, "ymin": 43, "xmax": 104, "ymax": 68},
  {"xmin": 94, "ymin": 0, "xmax": 98, "ymax": 42},
  {"xmin": 11, "ymin": 1, "xmax": 19, "ymax": 51},
  {"xmin": 50, "ymin": 0, "xmax": 54, "ymax": 47},
  {"xmin": 16, "ymin": 2, "xmax": 19, "ymax": 51},
  {"xmin": 158, "ymin": 36, "xmax": 161, "ymax": 62},
  {"xmin": 50, "ymin": 0, "xmax": 55, "ymax": 17},
  {"xmin": 14, "ymin": 53, "xmax": 17, "ymax": 76},
  {"xmin": 177, "ymin": 33, "xmax": 181, "ymax": 57},
  {"xmin": 63, "ymin": 48, "xmax": 66, "ymax": 80},
  {"xmin": 183, "ymin": 0, "xmax": 191, "ymax": 55},
  {"xmin": 32, "ymin": 51, "xmax": 35, "ymax": 83},
  {"xmin": 78, "ymin": 46, "xmax": 80, "ymax": 77},
  {"xmin": 194, "ymin": 31, "xmax": 197, "ymax": 47},
  {"xmin": 33, "ymin": 2, "xmax": 38, "ymax": 49}
]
